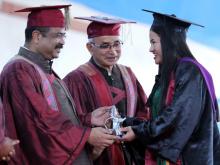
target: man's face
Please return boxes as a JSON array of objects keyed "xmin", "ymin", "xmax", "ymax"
[
  {"xmin": 87, "ymin": 36, "xmax": 122, "ymax": 69},
  {"xmin": 37, "ymin": 27, "xmax": 66, "ymax": 60}
]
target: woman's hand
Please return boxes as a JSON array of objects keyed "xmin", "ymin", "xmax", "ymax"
[{"xmin": 120, "ymin": 126, "xmax": 136, "ymax": 142}]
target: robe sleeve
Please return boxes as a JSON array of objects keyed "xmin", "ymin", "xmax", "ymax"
[
  {"xmin": 122, "ymin": 67, "xmax": 149, "ymax": 120},
  {"xmin": 0, "ymin": 100, "xmax": 4, "ymax": 143},
  {"xmin": 132, "ymin": 73, "xmax": 149, "ymax": 120},
  {"xmin": 132, "ymin": 62, "xmax": 208, "ymax": 162},
  {"xmin": 1, "ymin": 61, "xmax": 90, "ymax": 162},
  {"xmin": 63, "ymin": 70, "xmax": 95, "ymax": 127}
]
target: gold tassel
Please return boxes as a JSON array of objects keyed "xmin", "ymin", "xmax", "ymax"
[{"xmin": 64, "ymin": 6, "xmax": 71, "ymax": 30}]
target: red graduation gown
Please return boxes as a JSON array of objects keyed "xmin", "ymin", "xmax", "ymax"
[
  {"xmin": 0, "ymin": 99, "xmax": 4, "ymax": 143},
  {"xmin": 0, "ymin": 53, "xmax": 91, "ymax": 164},
  {"xmin": 64, "ymin": 61, "xmax": 148, "ymax": 165}
]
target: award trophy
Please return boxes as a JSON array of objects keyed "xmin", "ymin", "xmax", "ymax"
[{"xmin": 104, "ymin": 106, "xmax": 126, "ymax": 137}]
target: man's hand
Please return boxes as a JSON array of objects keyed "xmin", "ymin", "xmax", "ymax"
[
  {"xmin": 91, "ymin": 146, "xmax": 105, "ymax": 160},
  {"xmin": 91, "ymin": 106, "xmax": 112, "ymax": 126},
  {"xmin": 0, "ymin": 137, "xmax": 19, "ymax": 161},
  {"xmin": 119, "ymin": 126, "xmax": 136, "ymax": 142},
  {"xmin": 88, "ymin": 127, "xmax": 117, "ymax": 147}
]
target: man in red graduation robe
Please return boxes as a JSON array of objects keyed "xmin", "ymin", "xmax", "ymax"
[
  {"xmin": 64, "ymin": 16, "xmax": 149, "ymax": 165},
  {"xmin": 0, "ymin": 5, "xmax": 117, "ymax": 165}
]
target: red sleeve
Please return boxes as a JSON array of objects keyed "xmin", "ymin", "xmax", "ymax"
[
  {"xmin": 127, "ymin": 67, "xmax": 150, "ymax": 119},
  {"xmin": 63, "ymin": 70, "xmax": 95, "ymax": 127},
  {"xmin": 0, "ymin": 100, "xmax": 4, "ymax": 143}
]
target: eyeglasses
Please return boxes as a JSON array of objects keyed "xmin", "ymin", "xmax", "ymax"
[{"xmin": 91, "ymin": 40, "xmax": 123, "ymax": 50}]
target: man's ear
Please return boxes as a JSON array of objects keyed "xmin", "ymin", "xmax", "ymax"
[
  {"xmin": 86, "ymin": 42, "xmax": 93, "ymax": 53},
  {"xmin": 32, "ymin": 30, "xmax": 41, "ymax": 44}
]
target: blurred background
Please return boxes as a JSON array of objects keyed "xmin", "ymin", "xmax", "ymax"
[{"xmin": 0, "ymin": 0, "xmax": 219, "ymax": 106}]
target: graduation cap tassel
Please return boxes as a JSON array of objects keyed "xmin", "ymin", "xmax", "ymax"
[
  {"xmin": 121, "ymin": 24, "xmax": 133, "ymax": 46},
  {"xmin": 64, "ymin": 6, "xmax": 71, "ymax": 30}
]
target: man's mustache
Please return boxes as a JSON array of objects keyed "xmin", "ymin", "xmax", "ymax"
[{"xmin": 55, "ymin": 44, "xmax": 63, "ymax": 49}]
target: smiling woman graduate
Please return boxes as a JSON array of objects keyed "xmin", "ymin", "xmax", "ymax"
[{"xmin": 121, "ymin": 10, "xmax": 220, "ymax": 165}]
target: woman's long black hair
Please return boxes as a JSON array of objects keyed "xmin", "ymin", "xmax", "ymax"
[{"xmin": 149, "ymin": 22, "xmax": 196, "ymax": 111}]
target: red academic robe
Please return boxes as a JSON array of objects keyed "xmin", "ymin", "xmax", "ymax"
[
  {"xmin": 0, "ymin": 99, "xmax": 4, "ymax": 143},
  {"xmin": 64, "ymin": 61, "xmax": 149, "ymax": 165},
  {"xmin": 0, "ymin": 56, "xmax": 91, "ymax": 165}
]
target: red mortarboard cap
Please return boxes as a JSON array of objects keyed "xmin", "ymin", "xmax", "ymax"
[
  {"xmin": 15, "ymin": 5, "xmax": 71, "ymax": 28},
  {"xmin": 75, "ymin": 16, "xmax": 135, "ymax": 38},
  {"xmin": 142, "ymin": 9, "xmax": 204, "ymax": 29}
]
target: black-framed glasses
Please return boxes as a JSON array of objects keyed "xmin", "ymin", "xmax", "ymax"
[{"xmin": 91, "ymin": 40, "xmax": 123, "ymax": 50}]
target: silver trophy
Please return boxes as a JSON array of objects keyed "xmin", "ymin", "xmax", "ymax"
[{"xmin": 104, "ymin": 106, "xmax": 126, "ymax": 137}]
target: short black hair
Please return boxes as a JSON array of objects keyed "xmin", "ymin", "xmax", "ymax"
[{"xmin": 25, "ymin": 27, "xmax": 50, "ymax": 43}]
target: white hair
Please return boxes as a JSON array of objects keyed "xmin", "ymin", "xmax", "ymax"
[{"xmin": 88, "ymin": 38, "xmax": 94, "ymax": 43}]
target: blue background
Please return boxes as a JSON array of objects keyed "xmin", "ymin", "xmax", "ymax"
[{"xmin": 73, "ymin": 0, "xmax": 220, "ymax": 50}]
